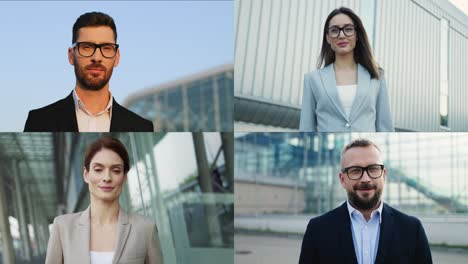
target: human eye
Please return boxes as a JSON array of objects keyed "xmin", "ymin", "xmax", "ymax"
[
  {"xmin": 344, "ymin": 25, "xmax": 354, "ymax": 33},
  {"xmin": 348, "ymin": 167, "xmax": 362, "ymax": 175},
  {"xmin": 329, "ymin": 27, "xmax": 339, "ymax": 34},
  {"xmin": 102, "ymin": 44, "xmax": 114, "ymax": 51},
  {"xmin": 81, "ymin": 43, "xmax": 94, "ymax": 50}
]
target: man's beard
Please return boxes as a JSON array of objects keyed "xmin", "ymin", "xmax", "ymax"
[
  {"xmin": 347, "ymin": 183, "xmax": 382, "ymax": 210},
  {"xmin": 74, "ymin": 63, "xmax": 113, "ymax": 91}
]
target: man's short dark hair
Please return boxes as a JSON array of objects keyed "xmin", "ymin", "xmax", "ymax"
[
  {"xmin": 72, "ymin": 12, "xmax": 117, "ymax": 43},
  {"xmin": 341, "ymin": 138, "xmax": 381, "ymax": 167}
]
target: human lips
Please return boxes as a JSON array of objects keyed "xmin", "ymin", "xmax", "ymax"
[
  {"xmin": 86, "ymin": 65, "xmax": 105, "ymax": 73},
  {"xmin": 337, "ymin": 42, "xmax": 349, "ymax": 47},
  {"xmin": 99, "ymin": 186, "xmax": 114, "ymax": 192}
]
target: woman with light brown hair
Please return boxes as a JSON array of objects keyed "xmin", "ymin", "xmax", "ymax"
[{"xmin": 45, "ymin": 137, "xmax": 163, "ymax": 264}]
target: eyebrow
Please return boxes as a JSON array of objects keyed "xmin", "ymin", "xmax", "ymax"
[
  {"xmin": 329, "ymin": 23, "xmax": 354, "ymax": 28},
  {"xmin": 91, "ymin": 162, "xmax": 123, "ymax": 168}
]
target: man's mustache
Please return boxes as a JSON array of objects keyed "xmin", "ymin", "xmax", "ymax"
[
  {"xmin": 354, "ymin": 183, "xmax": 376, "ymax": 190},
  {"xmin": 85, "ymin": 64, "xmax": 106, "ymax": 71}
]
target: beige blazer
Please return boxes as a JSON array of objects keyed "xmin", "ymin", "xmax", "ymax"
[{"xmin": 45, "ymin": 207, "xmax": 163, "ymax": 264}]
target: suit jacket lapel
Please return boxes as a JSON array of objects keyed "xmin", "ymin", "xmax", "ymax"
[
  {"xmin": 348, "ymin": 64, "xmax": 371, "ymax": 122},
  {"xmin": 58, "ymin": 92, "xmax": 79, "ymax": 131},
  {"xmin": 339, "ymin": 202, "xmax": 358, "ymax": 264},
  {"xmin": 319, "ymin": 64, "xmax": 348, "ymax": 121},
  {"xmin": 77, "ymin": 207, "xmax": 91, "ymax": 264},
  {"xmin": 113, "ymin": 208, "xmax": 131, "ymax": 264},
  {"xmin": 375, "ymin": 203, "xmax": 394, "ymax": 264},
  {"xmin": 109, "ymin": 99, "xmax": 122, "ymax": 132}
]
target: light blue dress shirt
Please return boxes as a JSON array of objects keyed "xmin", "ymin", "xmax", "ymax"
[{"xmin": 347, "ymin": 200, "xmax": 383, "ymax": 264}]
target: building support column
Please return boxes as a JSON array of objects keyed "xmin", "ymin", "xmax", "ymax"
[{"xmin": 0, "ymin": 168, "xmax": 16, "ymax": 264}]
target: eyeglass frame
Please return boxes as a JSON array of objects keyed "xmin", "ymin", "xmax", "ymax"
[
  {"xmin": 326, "ymin": 25, "xmax": 356, "ymax": 38},
  {"xmin": 71, "ymin": 42, "xmax": 120, "ymax": 58},
  {"xmin": 341, "ymin": 164, "xmax": 385, "ymax": 180}
]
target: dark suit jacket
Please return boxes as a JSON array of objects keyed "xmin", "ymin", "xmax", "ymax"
[
  {"xmin": 24, "ymin": 91, "xmax": 153, "ymax": 132},
  {"xmin": 299, "ymin": 202, "xmax": 432, "ymax": 264}
]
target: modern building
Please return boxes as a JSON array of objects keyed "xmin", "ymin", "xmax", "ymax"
[
  {"xmin": 235, "ymin": 174, "xmax": 306, "ymax": 214},
  {"xmin": 124, "ymin": 64, "xmax": 234, "ymax": 132},
  {"xmin": 234, "ymin": 0, "xmax": 468, "ymax": 131},
  {"xmin": 0, "ymin": 132, "xmax": 233, "ymax": 264},
  {"xmin": 234, "ymin": 132, "xmax": 468, "ymax": 215}
]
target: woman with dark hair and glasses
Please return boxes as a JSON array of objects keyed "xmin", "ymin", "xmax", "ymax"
[
  {"xmin": 45, "ymin": 137, "xmax": 163, "ymax": 264},
  {"xmin": 299, "ymin": 7, "xmax": 394, "ymax": 132}
]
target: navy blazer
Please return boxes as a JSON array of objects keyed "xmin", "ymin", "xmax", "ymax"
[
  {"xmin": 24, "ymin": 91, "xmax": 153, "ymax": 132},
  {"xmin": 299, "ymin": 202, "xmax": 432, "ymax": 264},
  {"xmin": 299, "ymin": 64, "xmax": 394, "ymax": 132}
]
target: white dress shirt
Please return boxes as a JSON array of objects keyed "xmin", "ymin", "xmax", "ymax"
[
  {"xmin": 90, "ymin": 251, "xmax": 114, "ymax": 264},
  {"xmin": 336, "ymin": 84, "xmax": 357, "ymax": 117},
  {"xmin": 73, "ymin": 89, "xmax": 113, "ymax": 132},
  {"xmin": 347, "ymin": 200, "xmax": 383, "ymax": 264}
]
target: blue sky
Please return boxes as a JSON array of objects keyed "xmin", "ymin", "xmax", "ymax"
[{"xmin": 0, "ymin": 1, "xmax": 233, "ymax": 131}]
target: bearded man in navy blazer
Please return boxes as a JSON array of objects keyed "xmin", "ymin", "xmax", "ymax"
[{"xmin": 299, "ymin": 139, "xmax": 432, "ymax": 264}]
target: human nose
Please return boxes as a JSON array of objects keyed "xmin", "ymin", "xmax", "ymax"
[
  {"xmin": 360, "ymin": 169, "xmax": 372, "ymax": 182},
  {"xmin": 337, "ymin": 29, "xmax": 346, "ymax": 39},
  {"xmin": 90, "ymin": 47, "xmax": 103, "ymax": 62},
  {"xmin": 102, "ymin": 169, "xmax": 112, "ymax": 182}
]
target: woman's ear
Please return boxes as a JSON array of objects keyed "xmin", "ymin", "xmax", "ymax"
[{"xmin": 83, "ymin": 167, "xmax": 89, "ymax": 183}]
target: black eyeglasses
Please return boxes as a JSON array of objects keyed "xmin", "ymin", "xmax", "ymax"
[
  {"xmin": 327, "ymin": 25, "xmax": 356, "ymax": 38},
  {"xmin": 342, "ymin": 164, "xmax": 384, "ymax": 180},
  {"xmin": 72, "ymin": 42, "xmax": 119, "ymax": 58}
]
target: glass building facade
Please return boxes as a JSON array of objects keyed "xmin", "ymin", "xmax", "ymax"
[
  {"xmin": 125, "ymin": 64, "xmax": 234, "ymax": 132},
  {"xmin": 0, "ymin": 132, "xmax": 233, "ymax": 264},
  {"xmin": 235, "ymin": 132, "xmax": 468, "ymax": 215}
]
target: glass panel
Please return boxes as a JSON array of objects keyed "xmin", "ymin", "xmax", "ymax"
[{"xmin": 440, "ymin": 18, "xmax": 449, "ymax": 128}]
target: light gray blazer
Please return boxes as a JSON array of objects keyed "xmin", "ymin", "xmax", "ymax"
[
  {"xmin": 45, "ymin": 207, "xmax": 163, "ymax": 264},
  {"xmin": 299, "ymin": 63, "xmax": 394, "ymax": 132}
]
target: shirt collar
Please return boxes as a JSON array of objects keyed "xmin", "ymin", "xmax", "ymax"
[
  {"xmin": 347, "ymin": 199, "xmax": 384, "ymax": 223},
  {"xmin": 73, "ymin": 89, "xmax": 113, "ymax": 116}
]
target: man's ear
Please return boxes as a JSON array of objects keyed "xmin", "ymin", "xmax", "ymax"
[
  {"xmin": 68, "ymin": 47, "xmax": 75, "ymax": 66},
  {"xmin": 339, "ymin": 172, "xmax": 346, "ymax": 187},
  {"xmin": 113, "ymin": 48, "xmax": 120, "ymax": 67}
]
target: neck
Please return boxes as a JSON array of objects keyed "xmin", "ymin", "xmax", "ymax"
[
  {"xmin": 334, "ymin": 53, "xmax": 356, "ymax": 70},
  {"xmin": 75, "ymin": 85, "xmax": 111, "ymax": 115},
  {"xmin": 89, "ymin": 197, "xmax": 120, "ymax": 225}
]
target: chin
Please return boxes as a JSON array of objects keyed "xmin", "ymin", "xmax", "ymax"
[{"xmin": 334, "ymin": 49, "xmax": 353, "ymax": 56}]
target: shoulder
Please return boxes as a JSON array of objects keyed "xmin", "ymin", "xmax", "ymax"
[
  {"xmin": 28, "ymin": 95, "xmax": 71, "ymax": 115},
  {"xmin": 384, "ymin": 203, "xmax": 422, "ymax": 226},
  {"xmin": 53, "ymin": 211, "xmax": 84, "ymax": 227},
  {"xmin": 306, "ymin": 204, "xmax": 344, "ymax": 230},
  {"xmin": 128, "ymin": 213, "xmax": 157, "ymax": 229},
  {"xmin": 305, "ymin": 66, "xmax": 329, "ymax": 79},
  {"xmin": 304, "ymin": 68, "xmax": 325, "ymax": 89},
  {"xmin": 113, "ymin": 101, "xmax": 153, "ymax": 130}
]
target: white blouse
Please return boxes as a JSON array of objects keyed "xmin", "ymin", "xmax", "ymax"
[
  {"xmin": 90, "ymin": 251, "xmax": 114, "ymax": 264},
  {"xmin": 336, "ymin": 84, "xmax": 357, "ymax": 117}
]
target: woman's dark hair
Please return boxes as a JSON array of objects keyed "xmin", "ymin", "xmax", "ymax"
[
  {"xmin": 72, "ymin": 12, "xmax": 117, "ymax": 43},
  {"xmin": 317, "ymin": 7, "xmax": 381, "ymax": 79},
  {"xmin": 84, "ymin": 137, "xmax": 130, "ymax": 174}
]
